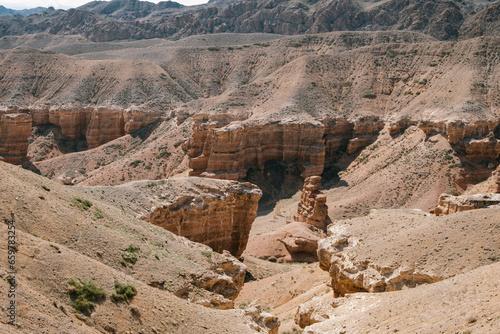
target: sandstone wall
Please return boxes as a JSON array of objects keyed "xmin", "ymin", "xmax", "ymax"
[
  {"xmin": 31, "ymin": 107, "xmax": 163, "ymax": 148},
  {"xmin": 294, "ymin": 176, "xmax": 331, "ymax": 229},
  {"xmin": 0, "ymin": 106, "xmax": 164, "ymax": 165},
  {"xmin": 0, "ymin": 112, "xmax": 32, "ymax": 164},
  {"xmin": 189, "ymin": 118, "xmax": 326, "ymax": 180},
  {"xmin": 187, "ymin": 117, "xmax": 500, "ymax": 187},
  {"xmin": 141, "ymin": 178, "xmax": 262, "ymax": 258}
]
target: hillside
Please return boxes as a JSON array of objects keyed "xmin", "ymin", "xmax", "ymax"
[{"xmin": 0, "ymin": 0, "xmax": 499, "ymax": 42}]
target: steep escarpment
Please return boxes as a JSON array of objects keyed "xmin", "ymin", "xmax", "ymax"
[
  {"xmin": 80, "ymin": 177, "xmax": 262, "ymax": 258},
  {"xmin": 0, "ymin": 111, "xmax": 32, "ymax": 163},
  {"xmin": 188, "ymin": 116, "xmax": 500, "ymax": 208}
]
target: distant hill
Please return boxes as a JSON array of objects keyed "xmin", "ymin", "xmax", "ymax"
[
  {"xmin": 0, "ymin": 0, "xmax": 498, "ymax": 41},
  {"xmin": 0, "ymin": 5, "xmax": 47, "ymax": 16}
]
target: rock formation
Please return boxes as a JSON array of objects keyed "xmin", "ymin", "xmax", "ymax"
[
  {"xmin": 183, "ymin": 250, "xmax": 248, "ymax": 309},
  {"xmin": 295, "ymin": 296, "xmax": 335, "ymax": 329},
  {"xmin": 0, "ymin": 0, "xmax": 497, "ymax": 42},
  {"xmin": 32, "ymin": 106, "xmax": 163, "ymax": 148},
  {"xmin": 188, "ymin": 118, "xmax": 326, "ymax": 180},
  {"xmin": 244, "ymin": 221, "xmax": 324, "ymax": 263},
  {"xmin": 294, "ymin": 176, "xmax": 331, "ymax": 229},
  {"xmin": 243, "ymin": 305, "xmax": 280, "ymax": 334},
  {"xmin": 0, "ymin": 111, "xmax": 32, "ymax": 164},
  {"xmin": 107, "ymin": 177, "xmax": 264, "ymax": 258},
  {"xmin": 0, "ymin": 106, "xmax": 163, "ymax": 166},
  {"xmin": 188, "ymin": 117, "xmax": 500, "ymax": 194},
  {"xmin": 432, "ymin": 193, "xmax": 500, "ymax": 216},
  {"xmin": 317, "ymin": 209, "xmax": 500, "ymax": 297},
  {"xmin": 495, "ymin": 166, "xmax": 500, "ymax": 193}
]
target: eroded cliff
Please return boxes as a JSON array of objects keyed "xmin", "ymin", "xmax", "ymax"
[
  {"xmin": 82, "ymin": 177, "xmax": 262, "ymax": 258},
  {"xmin": 0, "ymin": 111, "xmax": 32, "ymax": 164}
]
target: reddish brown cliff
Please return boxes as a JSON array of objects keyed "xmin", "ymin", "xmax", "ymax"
[
  {"xmin": 0, "ymin": 111, "xmax": 32, "ymax": 164},
  {"xmin": 189, "ymin": 118, "xmax": 326, "ymax": 180},
  {"xmin": 32, "ymin": 106, "xmax": 163, "ymax": 148},
  {"xmin": 187, "ymin": 117, "xmax": 500, "ymax": 195},
  {"xmin": 137, "ymin": 178, "xmax": 262, "ymax": 258}
]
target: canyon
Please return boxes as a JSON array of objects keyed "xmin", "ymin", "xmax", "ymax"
[{"xmin": 0, "ymin": 1, "xmax": 500, "ymax": 333}]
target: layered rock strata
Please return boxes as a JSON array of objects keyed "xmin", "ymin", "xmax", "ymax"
[
  {"xmin": 31, "ymin": 106, "xmax": 163, "ymax": 148},
  {"xmin": 0, "ymin": 111, "xmax": 32, "ymax": 164},
  {"xmin": 294, "ymin": 176, "xmax": 331, "ymax": 229},
  {"xmin": 188, "ymin": 117, "xmax": 500, "ymax": 189},
  {"xmin": 0, "ymin": 106, "xmax": 163, "ymax": 165},
  {"xmin": 189, "ymin": 118, "xmax": 326, "ymax": 180},
  {"xmin": 136, "ymin": 178, "xmax": 262, "ymax": 258},
  {"xmin": 432, "ymin": 193, "xmax": 500, "ymax": 215}
]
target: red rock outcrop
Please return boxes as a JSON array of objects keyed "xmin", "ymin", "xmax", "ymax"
[
  {"xmin": 432, "ymin": 193, "xmax": 500, "ymax": 215},
  {"xmin": 189, "ymin": 118, "xmax": 326, "ymax": 180},
  {"xmin": 31, "ymin": 106, "xmax": 163, "ymax": 148},
  {"xmin": 140, "ymin": 178, "xmax": 262, "ymax": 258},
  {"xmin": 188, "ymin": 117, "xmax": 500, "ymax": 194},
  {"xmin": 0, "ymin": 111, "xmax": 32, "ymax": 164},
  {"xmin": 294, "ymin": 176, "xmax": 331, "ymax": 229}
]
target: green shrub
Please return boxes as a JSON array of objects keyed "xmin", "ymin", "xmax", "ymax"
[
  {"xmin": 67, "ymin": 279, "xmax": 105, "ymax": 315},
  {"xmin": 129, "ymin": 160, "xmax": 142, "ymax": 168},
  {"xmin": 122, "ymin": 245, "xmax": 140, "ymax": 264},
  {"xmin": 362, "ymin": 93, "xmax": 377, "ymax": 99},
  {"xmin": 72, "ymin": 198, "xmax": 93, "ymax": 210},
  {"xmin": 110, "ymin": 280, "xmax": 137, "ymax": 303},
  {"xmin": 94, "ymin": 208, "xmax": 104, "ymax": 219}
]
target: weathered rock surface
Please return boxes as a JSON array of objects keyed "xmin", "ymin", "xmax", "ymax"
[
  {"xmin": 181, "ymin": 250, "xmax": 248, "ymax": 309},
  {"xmin": 295, "ymin": 296, "xmax": 335, "ymax": 329},
  {"xmin": 495, "ymin": 165, "xmax": 500, "ymax": 193},
  {"xmin": 317, "ymin": 208, "xmax": 500, "ymax": 297},
  {"xmin": 189, "ymin": 118, "xmax": 326, "ymax": 180},
  {"xmin": 246, "ymin": 221, "xmax": 325, "ymax": 263},
  {"xmin": 294, "ymin": 176, "xmax": 331, "ymax": 229},
  {"xmin": 188, "ymin": 117, "xmax": 500, "ymax": 196},
  {"xmin": 243, "ymin": 305, "xmax": 280, "ymax": 334},
  {"xmin": 32, "ymin": 106, "xmax": 163, "ymax": 148},
  {"xmin": 87, "ymin": 177, "xmax": 262, "ymax": 258},
  {"xmin": 432, "ymin": 193, "xmax": 500, "ymax": 216},
  {"xmin": 0, "ymin": 111, "xmax": 32, "ymax": 163}
]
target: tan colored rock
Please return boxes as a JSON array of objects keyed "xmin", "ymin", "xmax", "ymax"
[
  {"xmin": 295, "ymin": 296, "xmax": 335, "ymax": 329},
  {"xmin": 125, "ymin": 177, "xmax": 263, "ymax": 258},
  {"xmin": 243, "ymin": 305, "xmax": 280, "ymax": 334},
  {"xmin": 0, "ymin": 112, "xmax": 32, "ymax": 164},
  {"xmin": 432, "ymin": 193, "xmax": 500, "ymax": 215},
  {"xmin": 184, "ymin": 250, "xmax": 247, "ymax": 309},
  {"xmin": 494, "ymin": 165, "xmax": 500, "ymax": 193},
  {"xmin": 32, "ymin": 106, "xmax": 163, "ymax": 148},
  {"xmin": 294, "ymin": 176, "xmax": 331, "ymax": 229},
  {"xmin": 317, "ymin": 209, "xmax": 500, "ymax": 297}
]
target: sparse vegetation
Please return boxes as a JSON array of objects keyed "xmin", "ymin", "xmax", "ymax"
[
  {"xmin": 362, "ymin": 92, "xmax": 377, "ymax": 99},
  {"xmin": 67, "ymin": 279, "xmax": 105, "ymax": 315},
  {"xmin": 94, "ymin": 208, "xmax": 104, "ymax": 219},
  {"xmin": 122, "ymin": 245, "xmax": 141, "ymax": 264},
  {"xmin": 129, "ymin": 160, "xmax": 142, "ymax": 168},
  {"xmin": 72, "ymin": 198, "xmax": 93, "ymax": 210},
  {"xmin": 111, "ymin": 280, "xmax": 137, "ymax": 303},
  {"xmin": 201, "ymin": 250, "xmax": 212, "ymax": 259}
]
